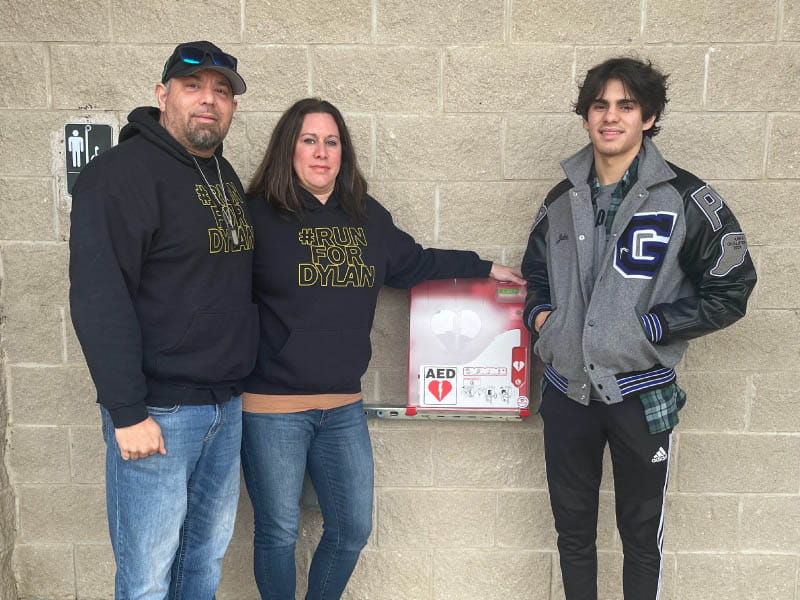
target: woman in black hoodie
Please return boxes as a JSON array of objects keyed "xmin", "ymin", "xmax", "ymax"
[{"xmin": 242, "ymin": 98, "xmax": 523, "ymax": 600}]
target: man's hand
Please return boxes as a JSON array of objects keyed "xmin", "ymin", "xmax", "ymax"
[
  {"xmin": 534, "ymin": 310, "xmax": 552, "ymax": 333},
  {"xmin": 115, "ymin": 416, "xmax": 167, "ymax": 460},
  {"xmin": 489, "ymin": 263, "xmax": 525, "ymax": 285}
]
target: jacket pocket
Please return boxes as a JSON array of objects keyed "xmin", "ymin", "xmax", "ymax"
[
  {"xmin": 533, "ymin": 308, "xmax": 558, "ymax": 363},
  {"xmin": 269, "ymin": 328, "xmax": 372, "ymax": 392},
  {"xmin": 154, "ymin": 304, "xmax": 258, "ymax": 383}
]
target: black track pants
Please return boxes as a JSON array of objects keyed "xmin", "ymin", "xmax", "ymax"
[{"xmin": 540, "ymin": 383, "xmax": 672, "ymax": 600}]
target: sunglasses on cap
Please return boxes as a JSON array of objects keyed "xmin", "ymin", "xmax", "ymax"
[{"xmin": 176, "ymin": 45, "xmax": 237, "ymax": 70}]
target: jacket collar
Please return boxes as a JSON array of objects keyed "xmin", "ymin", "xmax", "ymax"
[{"xmin": 561, "ymin": 137, "xmax": 675, "ymax": 190}]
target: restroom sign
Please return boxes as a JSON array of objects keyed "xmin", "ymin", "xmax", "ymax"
[{"xmin": 65, "ymin": 124, "xmax": 113, "ymax": 193}]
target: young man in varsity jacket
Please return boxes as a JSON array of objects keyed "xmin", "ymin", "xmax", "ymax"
[{"xmin": 522, "ymin": 57, "xmax": 756, "ymax": 600}]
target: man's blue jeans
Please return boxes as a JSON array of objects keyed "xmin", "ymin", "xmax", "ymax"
[
  {"xmin": 241, "ymin": 400, "xmax": 374, "ymax": 600},
  {"xmin": 101, "ymin": 397, "xmax": 242, "ymax": 600}
]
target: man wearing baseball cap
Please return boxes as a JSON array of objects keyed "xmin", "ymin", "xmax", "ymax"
[{"xmin": 70, "ymin": 41, "xmax": 256, "ymax": 598}]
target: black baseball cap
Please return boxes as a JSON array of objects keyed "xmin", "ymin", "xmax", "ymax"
[{"xmin": 161, "ymin": 41, "xmax": 246, "ymax": 95}]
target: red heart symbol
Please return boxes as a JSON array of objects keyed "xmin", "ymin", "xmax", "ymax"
[{"xmin": 428, "ymin": 380, "xmax": 453, "ymax": 402}]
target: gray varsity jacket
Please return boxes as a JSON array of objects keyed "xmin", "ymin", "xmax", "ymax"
[{"xmin": 522, "ymin": 137, "xmax": 757, "ymax": 406}]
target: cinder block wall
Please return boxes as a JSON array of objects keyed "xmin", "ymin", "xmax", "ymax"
[{"xmin": 1, "ymin": 1, "xmax": 798, "ymax": 599}]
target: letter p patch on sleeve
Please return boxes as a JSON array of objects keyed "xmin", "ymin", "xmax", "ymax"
[{"xmin": 710, "ymin": 232, "xmax": 749, "ymax": 277}]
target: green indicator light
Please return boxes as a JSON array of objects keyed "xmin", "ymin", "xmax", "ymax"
[{"xmin": 497, "ymin": 288, "xmax": 519, "ymax": 295}]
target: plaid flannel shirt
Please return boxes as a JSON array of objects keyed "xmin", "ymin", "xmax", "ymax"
[
  {"xmin": 589, "ymin": 154, "xmax": 640, "ymax": 242},
  {"xmin": 639, "ymin": 383, "xmax": 687, "ymax": 434}
]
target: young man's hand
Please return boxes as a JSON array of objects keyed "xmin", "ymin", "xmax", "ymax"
[
  {"xmin": 534, "ymin": 310, "xmax": 552, "ymax": 333},
  {"xmin": 489, "ymin": 263, "xmax": 525, "ymax": 285},
  {"xmin": 115, "ymin": 417, "xmax": 167, "ymax": 460}
]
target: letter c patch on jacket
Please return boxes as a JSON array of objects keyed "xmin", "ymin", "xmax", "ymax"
[{"xmin": 614, "ymin": 212, "xmax": 676, "ymax": 279}]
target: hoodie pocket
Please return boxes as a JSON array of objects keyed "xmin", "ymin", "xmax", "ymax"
[
  {"xmin": 269, "ymin": 328, "xmax": 372, "ymax": 391},
  {"xmin": 154, "ymin": 304, "xmax": 258, "ymax": 383}
]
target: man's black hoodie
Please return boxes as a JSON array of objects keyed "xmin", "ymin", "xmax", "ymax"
[{"xmin": 69, "ymin": 107, "xmax": 258, "ymax": 428}]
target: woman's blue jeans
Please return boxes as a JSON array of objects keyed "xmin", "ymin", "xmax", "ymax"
[{"xmin": 241, "ymin": 400, "xmax": 374, "ymax": 600}]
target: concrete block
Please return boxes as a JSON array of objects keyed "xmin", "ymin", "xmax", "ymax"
[
  {"xmin": 70, "ymin": 426, "xmax": 105, "ymax": 483},
  {"xmin": 373, "ymin": 368, "xmax": 408, "ymax": 406},
  {"xmin": 433, "ymin": 428, "xmax": 546, "ymax": 488},
  {"xmin": 376, "ymin": 489, "xmax": 495, "ymax": 548},
  {"xmin": 785, "ymin": 0, "xmax": 800, "ymax": 40},
  {"xmin": 370, "ymin": 288, "xmax": 410, "ymax": 369},
  {"xmin": 677, "ymin": 371, "xmax": 748, "ymax": 431},
  {"xmin": 757, "ymin": 247, "xmax": 800, "ymax": 309},
  {"xmin": 213, "ymin": 115, "xmax": 249, "ymax": 189},
  {"xmin": 0, "ymin": 549, "xmax": 15, "ymax": 600},
  {"xmin": 218, "ymin": 542, "xmax": 260, "ymax": 599},
  {"xmin": 344, "ymin": 113, "xmax": 373, "ymax": 180},
  {"xmin": 10, "ymin": 366, "xmax": 98, "ymax": 426},
  {"xmin": 368, "ymin": 182, "xmax": 436, "ymax": 245},
  {"xmin": 676, "ymin": 554, "xmax": 796, "ymax": 600},
  {"xmin": 656, "ymin": 113, "xmax": 765, "ymax": 180},
  {"xmin": 2, "ymin": 304, "xmax": 64, "ymax": 364},
  {"xmin": 504, "ymin": 115, "xmax": 587, "ymax": 180},
  {"xmin": 0, "ymin": 110, "xmax": 64, "ymax": 176},
  {"xmin": 445, "ymin": 47, "xmax": 573, "ymax": 112},
  {"xmin": 51, "ymin": 45, "xmax": 165, "ymax": 110},
  {"xmin": 683, "ymin": 311, "xmax": 799, "ymax": 372},
  {"xmin": 244, "ymin": 112, "xmax": 282, "ymax": 179},
  {"xmin": 244, "ymin": 0, "xmax": 370, "ymax": 44},
  {"xmin": 663, "ymin": 493, "xmax": 739, "ymax": 551},
  {"xmin": 0, "ymin": 488, "xmax": 16, "ymax": 552},
  {"xmin": 1, "ymin": 243, "xmax": 69, "ymax": 308},
  {"xmin": 513, "ymin": 0, "xmax": 639, "ymax": 43},
  {"xmin": 438, "ymin": 182, "xmax": 548, "ymax": 248},
  {"xmin": 372, "ymin": 428, "xmax": 433, "ymax": 487},
  {"xmin": 713, "ymin": 181, "xmax": 800, "ymax": 247},
  {"xmin": 343, "ymin": 549, "xmax": 432, "ymax": 600},
  {"xmin": 767, "ymin": 115, "xmax": 800, "ymax": 179},
  {"xmin": 575, "ymin": 46, "xmax": 706, "ymax": 112},
  {"xmin": 708, "ymin": 46, "xmax": 800, "ymax": 110},
  {"xmin": 378, "ymin": 0, "xmax": 502, "ymax": 43},
  {"xmin": 0, "ymin": 178, "xmax": 56, "ymax": 241},
  {"xmin": 75, "ymin": 543, "xmax": 114, "ymax": 599},
  {"xmin": 596, "ymin": 551, "xmax": 623, "ymax": 598},
  {"xmin": 18, "ymin": 483, "xmax": 107, "ymax": 542},
  {"xmin": 0, "ymin": 44, "xmax": 47, "ymax": 108},
  {"xmin": 234, "ymin": 46, "xmax": 309, "ymax": 112},
  {"xmin": 8, "ymin": 426, "xmax": 70, "ymax": 483},
  {"xmin": 750, "ymin": 372, "xmax": 800, "ymax": 432},
  {"xmin": 676, "ymin": 433, "xmax": 800, "ymax": 493},
  {"xmin": 0, "ymin": 0, "xmax": 110, "ymax": 41},
  {"xmin": 376, "ymin": 115, "xmax": 503, "ymax": 181},
  {"xmin": 741, "ymin": 496, "xmax": 800, "ymax": 552},
  {"xmin": 112, "ymin": 0, "xmax": 241, "ymax": 43},
  {"xmin": 434, "ymin": 550, "xmax": 551, "ymax": 600},
  {"xmin": 12, "ymin": 543, "xmax": 74, "ymax": 598},
  {"xmin": 645, "ymin": 0, "xmax": 777, "ymax": 42},
  {"xmin": 495, "ymin": 490, "xmax": 557, "ymax": 549},
  {"xmin": 312, "ymin": 47, "xmax": 439, "ymax": 113}
]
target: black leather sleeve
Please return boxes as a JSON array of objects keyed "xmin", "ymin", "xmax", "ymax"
[
  {"xmin": 522, "ymin": 181, "xmax": 569, "ymax": 332},
  {"xmin": 650, "ymin": 165, "xmax": 757, "ymax": 342}
]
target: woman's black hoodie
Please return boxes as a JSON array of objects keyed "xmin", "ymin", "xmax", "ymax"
[
  {"xmin": 69, "ymin": 107, "xmax": 258, "ymax": 428},
  {"xmin": 245, "ymin": 188, "xmax": 492, "ymax": 397}
]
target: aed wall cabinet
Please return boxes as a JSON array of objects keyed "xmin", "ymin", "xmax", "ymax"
[{"xmin": 405, "ymin": 278, "xmax": 530, "ymax": 418}]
